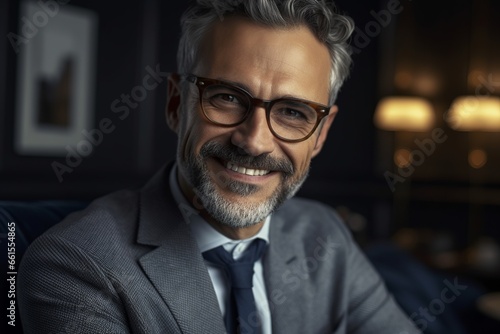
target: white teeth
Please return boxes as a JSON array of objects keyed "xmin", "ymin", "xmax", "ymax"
[{"xmin": 226, "ymin": 162, "xmax": 270, "ymax": 176}]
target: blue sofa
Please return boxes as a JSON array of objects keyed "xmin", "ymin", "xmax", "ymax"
[{"xmin": 1, "ymin": 200, "xmax": 89, "ymax": 334}]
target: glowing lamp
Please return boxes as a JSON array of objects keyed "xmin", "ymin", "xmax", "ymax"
[
  {"xmin": 446, "ymin": 96, "xmax": 500, "ymax": 131},
  {"xmin": 374, "ymin": 97, "xmax": 435, "ymax": 131}
]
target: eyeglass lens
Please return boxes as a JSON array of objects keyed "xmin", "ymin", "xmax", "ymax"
[{"xmin": 201, "ymin": 84, "xmax": 319, "ymax": 141}]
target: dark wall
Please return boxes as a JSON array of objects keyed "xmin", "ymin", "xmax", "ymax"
[{"xmin": 1, "ymin": 0, "xmax": 182, "ymax": 199}]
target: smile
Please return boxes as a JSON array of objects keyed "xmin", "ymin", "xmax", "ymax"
[{"xmin": 226, "ymin": 162, "xmax": 270, "ymax": 176}]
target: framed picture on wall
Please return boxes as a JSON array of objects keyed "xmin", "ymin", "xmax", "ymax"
[
  {"xmin": 14, "ymin": 2, "xmax": 98, "ymax": 156},
  {"xmin": 0, "ymin": 0, "xmax": 164, "ymax": 199}
]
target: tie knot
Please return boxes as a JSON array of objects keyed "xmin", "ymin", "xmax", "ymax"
[
  {"xmin": 203, "ymin": 239, "xmax": 267, "ymax": 289},
  {"xmin": 203, "ymin": 238, "xmax": 266, "ymax": 334}
]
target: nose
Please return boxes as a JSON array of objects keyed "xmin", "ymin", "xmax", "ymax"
[{"xmin": 230, "ymin": 107, "xmax": 276, "ymax": 156}]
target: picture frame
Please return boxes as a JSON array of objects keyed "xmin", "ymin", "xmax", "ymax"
[
  {"xmin": 14, "ymin": 2, "xmax": 98, "ymax": 156},
  {"xmin": 0, "ymin": 0, "xmax": 175, "ymax": 199}
]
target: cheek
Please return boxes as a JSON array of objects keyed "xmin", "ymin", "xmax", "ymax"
[
  {"xmin": 283, "ymin": 142, "xmax": 316, "ymax": 174},
  {"xmin": 177, "ymin": 110, "xmax": 199, "ymax": 162},
  {"xmin": 177, "ymin": 94, "xmax": 204, "ymax": 155},
  {"xmin": 296, "ymin": 155, "xmax": 313, "ymax": 175},
  {"xmin": 179, "ymin": 119, "xmax": 204, "ymax": 162},
  {"xmin": 178, "ymin": 113, "xmax": 228, "ymax": 161}
]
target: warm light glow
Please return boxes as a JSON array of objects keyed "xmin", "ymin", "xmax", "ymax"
[
  {"xmin": 394, "ymin": 70, "xmax": 440, "ymax": 95},
  {"xmin": 468, "ymin": 70, "xmax": 484, "ymax": 88},
  {"xmin": 413, "ymin": 72, "xmax": 440, "ymax": 96},
  {"xmin": 374, "ymin": 97, "xmax": 435, "ymax": 131},
  {"xmin": 468, "ymin": 149, "xmax": 487, "ymax": 169},
  {"xmin": 447, "ymin": 96, "xmax": 500, "ymax": 131},
  {"xmin": 394, "ymin": 148, "xmax": 412, "ymax": 168},
  {"xmin": 395, "ymin": 71, "xmax": 413, "ymax": 89}
]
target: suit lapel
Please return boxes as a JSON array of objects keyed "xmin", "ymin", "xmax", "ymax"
[
  {"xmin": 264, "ymin": 212, "xmax": 305, "ymax": 334},
  {"xmin": 137, "ymin": 164, "xmax": 226, "ymax": 334}
]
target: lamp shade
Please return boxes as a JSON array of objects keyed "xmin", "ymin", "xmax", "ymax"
[
  {"xmin": 374, "ymin": 97, "xmax": 435, "ymax": 131},
  {"xmin": 446, "ymin": 96, "xmax": 500, "ymax": 131}
]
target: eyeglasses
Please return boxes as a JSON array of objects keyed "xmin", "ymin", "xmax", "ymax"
[{"xmin": 183, "ymin": 74, "xmax": 331, "ymax": 143}]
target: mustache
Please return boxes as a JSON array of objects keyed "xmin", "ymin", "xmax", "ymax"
[{"xmin": 200, "ymin": 141, "xmax": 294, "ymax": 175}]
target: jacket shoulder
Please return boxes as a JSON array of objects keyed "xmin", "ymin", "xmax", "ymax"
[
  {"xmin": 58, "ymin": 189, "xmax": 137, "ymax": 234},
  {"xmin": 27, "ymin": 189, "xmax": 141, "ymax": 261},
  {"xmin": 273, "ymin": 197, "xmax": 352, "ymax": 242}
]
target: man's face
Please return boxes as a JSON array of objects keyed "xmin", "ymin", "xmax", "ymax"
[{"xmin": 168, "ymin": 16, "xmax": 336, "ymax": 232}]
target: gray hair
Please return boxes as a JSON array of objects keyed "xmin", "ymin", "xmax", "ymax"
[{"xmin": 177, "ymin": 0, "xmax": 354, "ymax": 104}]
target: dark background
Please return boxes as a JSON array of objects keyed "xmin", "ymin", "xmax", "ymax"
[{"xmin": 1, "ymin": 0, "xmax": 499, "ymax": 292}]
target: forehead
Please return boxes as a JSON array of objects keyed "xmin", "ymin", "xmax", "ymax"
[{"xmin": 194, "ymin": 16, "xmax": 332, "ymax": 103}]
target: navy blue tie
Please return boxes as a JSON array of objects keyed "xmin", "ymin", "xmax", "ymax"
[{"xmin": 203, "ymin": 239, "xmax": 267, "ymax": 334}]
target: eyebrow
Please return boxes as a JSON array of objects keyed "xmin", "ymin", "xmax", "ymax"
[
  {"xmin": 214, "ymin": 77, "xmax": 254, "ymax": 94},
  {"xmin": 213, "ymin": 76, "xmax": 325, "ymax": 104}
]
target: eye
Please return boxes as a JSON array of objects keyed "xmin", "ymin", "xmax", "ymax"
[
  {"xmin": 204, "ymin": 85, "xmax": 247, "ymax": 106},
  {"xmin": 214, "ymin": 93, "xmax": 241, "ymax": 104},
  {"xmin": 278, "ymin": 108, "xmax": 307, "ymax": 119}
]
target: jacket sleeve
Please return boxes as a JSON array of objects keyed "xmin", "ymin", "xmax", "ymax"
[
  {"xmin": 18, "ymin": 234, "xmax": 130, "ymax": 334},
  {"xmin": 339, "ymin": 219, "xmax": 419, "ymax": 334}
]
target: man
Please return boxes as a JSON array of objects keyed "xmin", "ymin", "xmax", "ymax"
[{"xmin": 19, "ymin": 0, "xmax": 418, "ymax": 333}]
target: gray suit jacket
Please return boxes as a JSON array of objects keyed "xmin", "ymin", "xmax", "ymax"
[{"xmin": 19, "ymin": 165, "xmax": 418, "ymax": 334}]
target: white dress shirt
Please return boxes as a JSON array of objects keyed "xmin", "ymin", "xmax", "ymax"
[{"xmin": 169, "ymin": 165, "xmax": 272, "ymax": 333}]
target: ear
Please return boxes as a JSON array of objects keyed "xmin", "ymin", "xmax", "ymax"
[
  {"xmin": 165, "ymin": 73, "xmax": 181, "ymax": 133},
  {"xmin": 311, "ymin": 105, "xmax": 338, "ymax": 158}
]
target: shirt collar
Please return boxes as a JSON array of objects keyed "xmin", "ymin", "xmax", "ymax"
[{"xmin": 169, "ymin": 163, "xmax": 270, "ymax": 253}]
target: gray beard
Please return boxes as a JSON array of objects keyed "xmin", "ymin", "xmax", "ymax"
[{"xmin": 177, "ymin": 141, "xmax": 309, "ymax": 228}]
